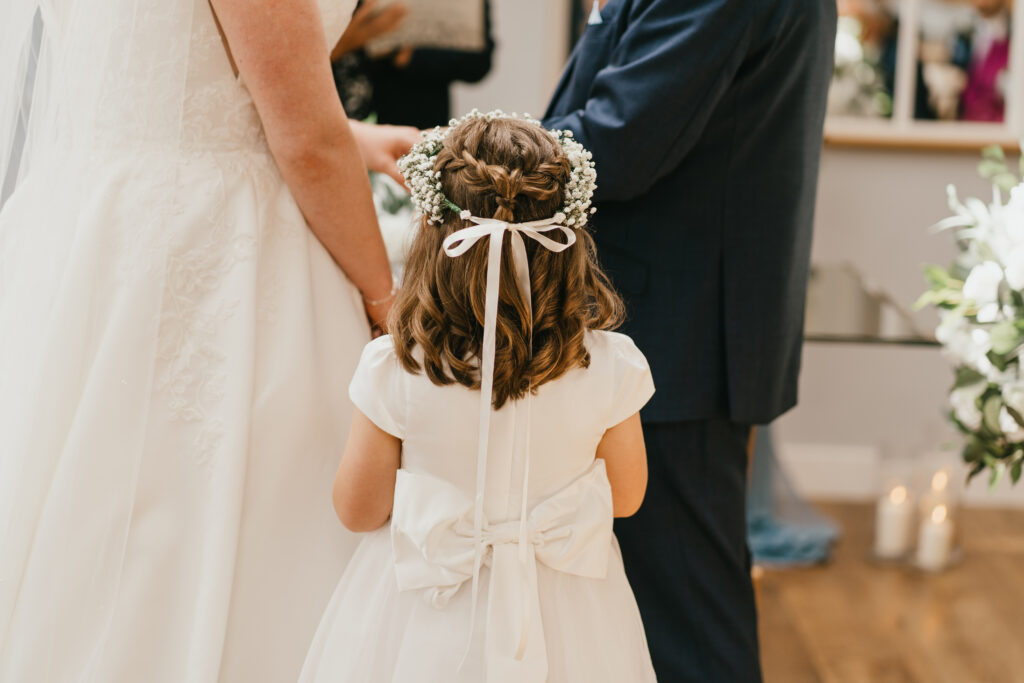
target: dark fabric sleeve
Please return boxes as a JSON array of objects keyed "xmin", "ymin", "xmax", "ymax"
[{"xmin": 543, "ymin": 0, "xmax": 751, "ymax": 202}]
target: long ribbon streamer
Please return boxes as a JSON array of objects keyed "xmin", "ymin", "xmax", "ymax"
[{"xmin": 442, "ymin": 215, "xmax": 576, "ymax": 673}]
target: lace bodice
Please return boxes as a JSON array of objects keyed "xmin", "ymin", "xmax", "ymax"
[
  {"xmin": 180, "ymin": 0, "xmax": 355, "ymax": 152},
  {"xmin": 50, "ymin": 0, "xmax": 355, "ymax": 155}
]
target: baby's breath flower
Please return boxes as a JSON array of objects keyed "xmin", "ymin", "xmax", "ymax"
[{"xmin": 398, "ymin": 109, "xmax": 598, "ymax": 229}]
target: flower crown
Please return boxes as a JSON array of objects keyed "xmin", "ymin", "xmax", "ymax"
[{"xmin": 397, "ymin": 109, "xmax": 598, "ymax": 228}]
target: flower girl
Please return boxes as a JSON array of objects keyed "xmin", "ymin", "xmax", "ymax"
[{"xmin": 299, "ymin": 111, "xmax": 658, "ymax": 683}]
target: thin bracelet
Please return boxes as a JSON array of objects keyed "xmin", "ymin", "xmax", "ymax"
[{"xmin": 362, "ymin": 276, "xmax": 399, "ymax": 307}]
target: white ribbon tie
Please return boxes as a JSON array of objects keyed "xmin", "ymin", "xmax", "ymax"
[{"xmin": 432, "ymin": 215, "xmax": 578, "ymax": 680}]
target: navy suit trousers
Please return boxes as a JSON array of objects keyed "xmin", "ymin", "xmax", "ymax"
[{"xmin": 615, "ymin": 420, "xmax": 762, "ymax": 683}]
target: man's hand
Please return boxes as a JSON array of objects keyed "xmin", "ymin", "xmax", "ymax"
[
  {"xmin": 350, "ymin": 120, "xmax": 422, "ymax": 187},
  {"xmin": 331, "ymin": 0, "xmax": 408, "ymax": 62}
]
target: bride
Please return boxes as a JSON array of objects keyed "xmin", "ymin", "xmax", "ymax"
[{"xmin": 0, "ymin": 0, "xmax": 417, "ymax": 680}]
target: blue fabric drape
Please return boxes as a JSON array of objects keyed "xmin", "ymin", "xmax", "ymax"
[{"xmin": 747, "ymin": 426, "xmax": 840, "ymax": 566}]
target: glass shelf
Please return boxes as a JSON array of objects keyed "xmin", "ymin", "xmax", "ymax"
[{"xmin": 805, "ymin": 333, "xmax": 940, "ymax": 347}]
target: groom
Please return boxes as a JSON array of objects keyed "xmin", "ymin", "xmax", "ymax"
[{"xmin": 543, "ymin": 1, "xmax": 836, "ymax": 681}]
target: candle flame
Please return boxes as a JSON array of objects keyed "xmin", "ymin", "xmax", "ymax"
[
  {"xmin": 932, "ymin": 470, "xmax": 949, "ymax": 492},
  {"xmin": 932, "ymin": 504, "xmax": 948, "ymax": 524},
  {"xmin": 890, "ymin": 485, "xmax": 907, "ymax": 504}
]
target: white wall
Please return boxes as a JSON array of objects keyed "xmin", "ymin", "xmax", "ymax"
[{"xmin": 450, "ymin": 0, "xmax": 572, "ymax": 118}]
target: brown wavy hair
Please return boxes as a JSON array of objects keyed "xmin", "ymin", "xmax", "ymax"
[{"xmin": 389, "ymin": 117, "xmax": 624, "ymax": 408}]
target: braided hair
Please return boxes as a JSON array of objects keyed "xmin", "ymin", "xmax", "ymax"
[{"xmin": 389, "ymin": 117, "xmax": 624, "ymax": 408}]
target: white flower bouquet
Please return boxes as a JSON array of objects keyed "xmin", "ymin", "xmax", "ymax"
[{"xmin": 918, "ymin": 146, "xmax": 1024, "ymax": 487}]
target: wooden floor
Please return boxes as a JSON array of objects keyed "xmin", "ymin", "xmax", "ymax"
[{"xmin": 758, "ymin": 503, "xmax": 1024, "ymax": 683}]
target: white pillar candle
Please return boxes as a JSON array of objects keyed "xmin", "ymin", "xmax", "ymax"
[
  {"xmin": 916, "ymin": 504, "xmax": 954, "ymax": 571},
  {"xmin": 874, "ymin": 485, "xmax": 915, "ymax": 559}
]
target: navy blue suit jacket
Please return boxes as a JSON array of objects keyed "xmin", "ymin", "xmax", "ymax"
[{"xmin": 545, "ymin": 0, "xmax": 836, "ymax": 424}]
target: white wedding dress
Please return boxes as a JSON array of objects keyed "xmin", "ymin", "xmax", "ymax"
[{"xmin": 0, "ymin": 1, "xmax": 364, "ymax": 681}]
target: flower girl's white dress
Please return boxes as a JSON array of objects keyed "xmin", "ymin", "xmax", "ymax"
[{"xmin": 300, "ymin": 330, "xmax": 659, "ymax": 683}]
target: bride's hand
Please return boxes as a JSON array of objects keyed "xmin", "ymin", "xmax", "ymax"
[
  {"xmin": 365, "ymin": 299, "xmax": 392, "ymax": 338},
  {"xmin": 350, "ymin": 121, "xmax": 422, "ymax": 188}
]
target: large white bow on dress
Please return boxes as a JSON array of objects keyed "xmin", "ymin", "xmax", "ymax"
[{"xmin": 391, "ymin": 460, "xmax": 614, "ymax": 683}]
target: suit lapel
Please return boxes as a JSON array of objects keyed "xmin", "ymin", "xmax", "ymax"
[{"xmin": 545, "ymin": 0, "xmax": 629, "ymax": 119}]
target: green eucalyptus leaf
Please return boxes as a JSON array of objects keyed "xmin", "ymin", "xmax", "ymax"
[
  {"xmin": 982, "ymin": 383, "xmax": 1003, "ymax": 402},
  {"xmin": 983, "ymin": 395, "xmax": 1003, "ymax": 433},
  {"xmin": 923, "ymin": 264, "xmax": 953, "ymax": 289},
  {"xmin": 979, "ymin": 159, "xmax": 1008, "ymax": 178},
  {"xmin": 913, "ymin": 291, "xmax": 932, "ymax": 310},
  {"xmin": 990, "ymin": 320, "xmax": 1021, "ymax": 354},
  {"xmin": 914, "ymin": 289, "xmax": 963, "ymax": 310},
  {"xmin": 963, "ymin": 435, "xmax": 987, "ymax": 462},
  {"xmin": 1011, "ymin": 458, "xmax": 1023, "ymax": 485},
  {"xmin": 994, "ymin": 173, "xmax": 1019, "ymax": 192},
  {"xmin": 989, "ymin": 461, "xmax": 1006, "ymax": 489},
  {"xmin": 1006, "ymin": 405, "xmax": 1024, "ymax": 429},
  {"xmin": 966, "ymin": 459, "xmax": 986, "ymax": 481},
  {"xmin": 950, "ymin": 408, "xmax": 975, "ymax": 435},
  {"xmin": 982, "ymin": 144, "xmax": 1006, "ymax": 161},
  {"xmin": 987, "ymin": 349, "xmax": 1012, "ymax": 372},
  {"xmin": 951, "ymin": 262, "xmax": 972, "ymax": 280},
  {"xmin": 953, "ymin": 366, "xmax": 986, "ymax": 389}
]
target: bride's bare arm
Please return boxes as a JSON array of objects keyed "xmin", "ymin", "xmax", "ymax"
[{"xmin": 210, "ymin": 0, "xmax": 394, "ymax": 324}]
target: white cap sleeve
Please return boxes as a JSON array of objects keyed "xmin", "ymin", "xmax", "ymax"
[
  {"xmin": 349, "ymin": 335, "xmax": 406, "ymax": 438},
  {"xmin": 604, "ymin": 332, "xmax": 655, "ymax": 429}
]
